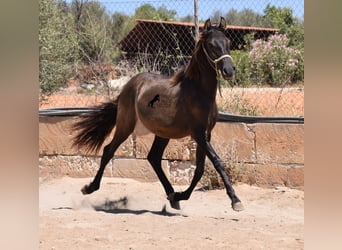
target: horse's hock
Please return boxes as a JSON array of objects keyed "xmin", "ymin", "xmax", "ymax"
[{"xmin": 39, "ymin": 116, "xmax": 304, "ymax": 189}]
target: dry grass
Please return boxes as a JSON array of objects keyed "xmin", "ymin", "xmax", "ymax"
[{"xmin": 40, "ymin": 80, "xmax": 304, "ymax": 118}]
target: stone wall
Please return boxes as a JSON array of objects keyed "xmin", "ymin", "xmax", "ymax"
[{"xmin": 39, "ymin": 116, "xmax": 304, "ymax": 189}]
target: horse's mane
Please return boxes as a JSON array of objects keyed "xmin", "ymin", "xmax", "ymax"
[
  {"xmin": 170, "ymin": 67, "xmax": 186, "ymax": 85},
  {"xmin": 171, "ymin": 30, "xmax": 214, "ymax": 85},
  {"xmin": 184, "ymin": 37, "xmax": 205, "ymax": 81}
]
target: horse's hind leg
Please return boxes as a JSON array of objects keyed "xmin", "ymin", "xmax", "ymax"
[
  {"xmin": 147, "ymin": 136, "xmax": 179, "ymax": 209},
  {"xmin": 168, "ymin": 144, "xmax": 205, "ymax": 205},
  {"xmin": 167, "ymin": 131, "xmax": 212, "ymax": 206},
  {"xmin": 82, "ymin": 110, "xmax": 136, "ymax": 195}
]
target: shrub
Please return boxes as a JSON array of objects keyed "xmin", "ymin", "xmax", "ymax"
[
  {"xmin": 229, "ymin": 50, "xmax": 251, "ymax": 87},
  {"xmin": 201, "ymin": 144, "xmax": 248, "ymax": 189},
  {"xmin": 248, "ymin": 33, "xmax": 304, "ymax": 86},
  {"xmin": 217, "ymin": 93, "xmax": 258, "ymax": 116},
  {"xmin": 39, "ymin": 0, "xmax": 79, "ymax": 97}
]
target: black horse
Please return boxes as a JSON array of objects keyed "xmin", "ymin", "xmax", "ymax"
[{"xmin": 73, "ymin": 17, "xmax": 244, "ymax": 212}]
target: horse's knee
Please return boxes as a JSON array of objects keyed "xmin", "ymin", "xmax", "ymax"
[{"xmin": 212, "ymin": 158, "xmax": 225, "ymax": 171}]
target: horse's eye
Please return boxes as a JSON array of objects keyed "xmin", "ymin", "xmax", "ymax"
[{"xmin": 208, "ymin": 42, "xmax": 215, "ymax": 48}]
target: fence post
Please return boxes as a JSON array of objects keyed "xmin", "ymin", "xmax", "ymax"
[{"xmin": 194, "ymin": 0, "xmax": 199, "ymax": 42}]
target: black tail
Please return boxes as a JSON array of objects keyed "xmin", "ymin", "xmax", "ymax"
[{"xmin": 72, "ymin": 101, "xmax": 118, "ymax": 153}]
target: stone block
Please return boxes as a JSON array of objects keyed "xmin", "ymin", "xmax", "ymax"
[
  {"xmin": 39, "ymin": 116, "xmax": 134, "ymax": 157},
  {"xmin": 235, "ymin": 163, "xmax": 257, "ymax": 185},
  {"xmin": 134, "ymin": 120, "xmax": 196, "ymax": 161},
  {"xmin": 211, "ymin": 123, "xmax": 256, "ymax": 162},
  {"xmin": 39, "ymin": 116, "xmax": 75, "ymax": 156},
  {"xmin": 287, "ymin": 166, "xmax": 304, "ymax": 189},
  {"xmin": 39, "ymin": 155, "xmax": 112, "ymax": 178},
  {"xmin": 112, "ymin": 158, "xmax": 168, "ymax": 182},
  {"xmin": 134, "ymin": 132, "xmax": 154, "ymax": 159},
  {"xmin": 253, "ymin": 164, "xmax": 288, "ymax": 188},
  {"xmin": 168, "ymin": 161, "xmax": 196, "ymax": 185},
  {"xmin": 255, "ymin": 123, "xmax": 304, "ymax": 164},
  {"xmin": 164, "ymin": 138, "xmax": 197, "ymax": 161}
]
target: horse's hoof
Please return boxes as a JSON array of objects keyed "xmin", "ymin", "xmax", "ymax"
[
  {"xmin": 232, "ymin": 202, "xmax": 244, "ymax": 212},
  {"xmin": 170, "ymin": 200, "xmax": 180, "ymax": 210},
  {"xmin": 167, "ymin": 193, "xmax": 181, "ymax": 210},
  {"xmin": 81, "ymin": 185, "xmax": 90, "ymax": 195}
]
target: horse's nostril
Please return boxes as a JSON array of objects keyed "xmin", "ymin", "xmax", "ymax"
[
  {"xmin": 233, "ymin": 66, "xmax": 236, "ymax": 72},
  {"xmin": 223, "ymin": 67, "xmax": 233, "ymax": 77}
]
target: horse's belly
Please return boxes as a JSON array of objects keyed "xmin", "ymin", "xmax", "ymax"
[{"xmin": 139, "ymin": 119, "xmax": 189, "ymax": 139}]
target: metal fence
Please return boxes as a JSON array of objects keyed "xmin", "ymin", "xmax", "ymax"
[{"xmin": 39, "ymin": 0, "xmax": 304, "ymax": 118}]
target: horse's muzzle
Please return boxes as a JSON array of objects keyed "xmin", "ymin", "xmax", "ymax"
[
  {"xmin": 220, "ymin": 58, "xmax": 236, "ymax": 80},
  {"xmin": 221, "ymin": 66, "xmax": 235, "ymax": 80}
]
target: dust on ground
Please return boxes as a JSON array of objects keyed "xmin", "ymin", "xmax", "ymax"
[{"xmin": 39, "ymin": 177, "xmax": 304, "ymax": 250}]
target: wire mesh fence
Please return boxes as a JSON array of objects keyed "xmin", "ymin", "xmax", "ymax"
[{"xmin": 39, "ymin": 0, "xmax": 304, "ymax": 117}]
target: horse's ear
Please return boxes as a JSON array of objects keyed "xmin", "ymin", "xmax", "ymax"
[
  {"xmin": 203, "ymin": 19, "xmax": 212, "ymax": 31},
  {"xmin": 218, "ymin": 16, "xmax": 227, "ymax": 30}
]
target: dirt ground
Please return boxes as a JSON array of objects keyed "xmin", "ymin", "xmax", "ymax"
[{"xmin": 39, "ymin": 177, "xmax": 304, "ymax": 250}]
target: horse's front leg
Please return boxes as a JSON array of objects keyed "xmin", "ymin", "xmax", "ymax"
[
  {"xmin": 192, "ymin": 129, "xmax": 244, "ymax": 211},
  {"xmin": 205, "ymin": 142, "xmax": 244, "ymax": 211}
]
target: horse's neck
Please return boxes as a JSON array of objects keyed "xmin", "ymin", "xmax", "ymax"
[
  {"xmin": 197, "ymin": 51, "xmax": 218, "ymax": 101},
  {"xmin": 200, "ymin": 73, "xmax": 218, "ymax": 101},
  {"xmin": 185, "ymin": 48, "xmax": 218, "ymax": 101}
]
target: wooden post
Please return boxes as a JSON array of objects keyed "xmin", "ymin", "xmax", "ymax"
[{"xmin": 194, "ymin": 0, "xmax": 199, "ymax": 42}]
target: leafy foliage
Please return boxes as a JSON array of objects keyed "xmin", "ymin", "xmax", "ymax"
[
  {"xmin": 230, "ymin": 50, "xmax": 251, "ymax": 87},
  {"xmin": 70, "ymin": 1, "xmax": 115, "ymax": 64},
  {"xmin": 225, "ymin": 8, "xmax": 268, "ymax": 27},
  {"xmin": 39, "ymin": 0, "xmax": 79, "ymax": 96},
  {"xmin": 263, "ymin": 4, "xmax": 304, "ymax": 49},
  {"xmin": 134, "ymin": 3, "xmax": 176, "ymax": 20},
  {"xmin": 248, "ymin": 34, "xmax": 304, "ymax": 86},
  {"xmin": 39, "ymin": 1, "xmax": 304, "ymax": 96}
]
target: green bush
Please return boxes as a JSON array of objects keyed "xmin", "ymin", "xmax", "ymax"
[
  {"xmin": 39, "ymin": 0, "xmax": 79, "ymax": 96},
  {"xmin": 230, "ymin": 50, "xmax": 251, "ymax": 87},
  {"xmin": 72, "ymin": 1, "xmax": 116, "ymax": 64},
  {"xmin": 228, "ymin": 34, "xmax": 304, "ymax": 88},
  {"xmin": 248, "ymin": 34, "xmax": 304, "ymax": 86}
]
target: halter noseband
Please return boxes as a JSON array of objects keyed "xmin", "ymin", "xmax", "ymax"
[
  {"xmin": 202, "ymin": 43, "xmax": 234, "ymax": 97},
  {"xmin": 202, "ymin": 43, "xmax": 233, "ymax": 65}
]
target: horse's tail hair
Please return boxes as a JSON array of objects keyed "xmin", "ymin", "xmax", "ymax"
[{"xmin": 72, "ymin": 100, "xmax": 118, "ymax": 153}]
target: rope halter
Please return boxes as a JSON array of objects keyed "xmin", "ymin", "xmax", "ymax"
[{"xmin": 202, "ymin": 43, "xmax": 234, "ymax": 97}]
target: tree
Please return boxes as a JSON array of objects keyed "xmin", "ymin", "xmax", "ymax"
[
  {"xmin": 263, "ymin": 4, "xmax": 304, "ymax": 49},
  {"xmin": 134, "ymin": 4, "xmax": 176, "ymax": 21},
  {"xmin": 225, "ymin": 9, "xmax": 239, "ymax": 25},
  {"xmin": 264, "ymin": 4, "xmax": 295, "ymax": 31},
  {"xmin": 180, "ymin": 14, "xmax": 193, "ymax": 23},
  {"xmin": 111, "ymin": 12, "xmax": 131, "ymax": 45},
  {"xmin": 39, "ymin": 0, "xmax": 79, "ymax": 96},
  {"xmin": 210, "ymin": 10, "xmax": 223, "ymax": 23},
  {"xmin": 70, "ymin": 0, "xmax": 114, "ymax": 64},
  {"xmin": 225, "ymin": 8, "xmax": 267, "ymax": 27}
]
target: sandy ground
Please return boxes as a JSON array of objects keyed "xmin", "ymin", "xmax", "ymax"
[{"xmin": 39, "ymin": 177, "xmax": 304, "ymax": 250}]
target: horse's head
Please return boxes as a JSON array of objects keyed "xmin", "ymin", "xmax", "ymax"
[{"xmin": 201, "ymin": 17, "xmax": 236, "ymax": 81}]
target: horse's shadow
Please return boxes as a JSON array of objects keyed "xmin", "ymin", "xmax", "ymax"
[{"xmin": 92, "ymin": 197, "xmax": 187, "ymax": 217}]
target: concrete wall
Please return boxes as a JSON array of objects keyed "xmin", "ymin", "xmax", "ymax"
[{"xmin": 39, "ymin": 116, "xmax": 304, "ymax": 189}]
